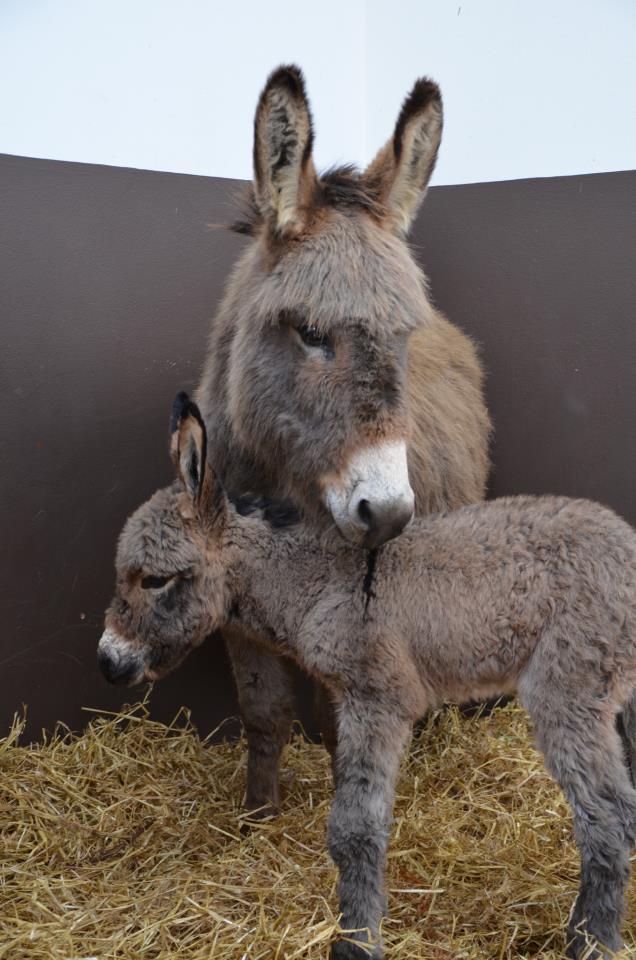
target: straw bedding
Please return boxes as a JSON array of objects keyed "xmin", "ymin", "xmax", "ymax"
[{"xmin": 1, "ymin": 701, "xmax": 634, "ymax": 959}]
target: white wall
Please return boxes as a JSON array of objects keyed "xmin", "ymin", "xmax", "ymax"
[
  {"xmin": 0, "ymin": 0, "xmax": 366, "ymax": 179},
  {"xmin": 365, "ymin": 0, "xmax": 636, "ymax": 185},
  {"xmin": 1, "ymin": 0, "xmax": 634, "ymax": 185}
]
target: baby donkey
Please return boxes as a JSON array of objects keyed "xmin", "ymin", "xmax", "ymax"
[{"xmin": 99, "ymin": 393, "xmax": 636, "ymax": 960}]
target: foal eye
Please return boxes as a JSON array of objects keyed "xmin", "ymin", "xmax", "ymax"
[
  {"xmin": 297, "ymin": 324, "xmax": 333, "ymax": 356},
  {"xmin": 141, "ymin": 574, "xmax": 173, "ymax": 590}
]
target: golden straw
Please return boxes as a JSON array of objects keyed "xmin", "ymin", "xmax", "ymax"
[{"xmin": 0, "ymin": 702, "xmax": 633, "ymax": 958}]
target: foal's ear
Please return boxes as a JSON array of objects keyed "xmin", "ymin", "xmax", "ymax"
[
  {"xmin": 171, "ymin": 392, "xmax": 208, "ymax": 501},
  {"xmin": 170, "ymin": 391, "xmax": 226, "ymax": 521},
  {"xmin": 365, "ymin": 78, "xmax": 443, "ymax": 236},
  {"xmin": 253, "ymin": 64, "xmax": 317, "ymax": 237}
]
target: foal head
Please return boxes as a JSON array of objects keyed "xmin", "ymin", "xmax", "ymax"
[
  {"xmin": 98, "ymin": 395, "xmax": 231, "ymax": 686},
  {"xmin": 211, "ymin": 65, "xmax": 443, "ymax": 549}
]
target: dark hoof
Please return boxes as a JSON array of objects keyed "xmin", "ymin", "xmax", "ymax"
[
  {"xmin": 566, "ymin": 927, "xmax": 624, "ymax": 959},
  {"xmin": 238, "ymin": 804, "xmax": 277, "ymax": 834},
  {"xmin": 331, "ymin": 938, "xmax": 382, "ymax": 960}
]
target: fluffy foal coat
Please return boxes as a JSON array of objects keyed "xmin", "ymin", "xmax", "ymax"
[{"xmin": 100, "ymin": 396, "xmax": 636, "ymax": 960}]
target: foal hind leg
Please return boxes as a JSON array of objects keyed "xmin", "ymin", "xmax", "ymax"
[
  {"xmin": 520, "ymin": 676, "xmax": 636, "ymax": 958},
  {"xmin": 617, "ymin": 690, "xmax": 636, "ymax": 790},
  {"xmin": 225, "ymin": 628, "xmax": 296, "ymax": 817}
]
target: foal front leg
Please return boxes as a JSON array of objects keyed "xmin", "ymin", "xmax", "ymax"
[{"xmin": 327, "ymin": 697, "xmax": 411, "ymax": 959}]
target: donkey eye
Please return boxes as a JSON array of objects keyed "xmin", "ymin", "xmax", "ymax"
[
  {"xmin": 297, "ymin": 324, "xmax": 333, "ymax": 356},
  {"xmin": 141, "ymin": 574, "xmax": 173, "ymax": 590}
]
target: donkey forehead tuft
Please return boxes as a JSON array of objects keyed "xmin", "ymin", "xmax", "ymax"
[
  {"xmin": 248, "ymin": 216, "xmax": 432, "ymax": 335},
  {"xmin": 116, "ymin": 486, "xmax": 201, "ymax": 574},
  {"xmin": 231, "ymin": 166, "xmax": 381, "ymax": 236}
]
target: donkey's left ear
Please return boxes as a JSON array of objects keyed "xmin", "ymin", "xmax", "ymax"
[
  {"xmin": 365, "ymin": 78, "xmax": 443, "ymax": 236},
  {"xmin": 253, "ymin": 64, "xmax": 317, "ymax": 237},
  {"xmin": 170, "ymin": 392, "xmax": 208, "ymax": 502}
]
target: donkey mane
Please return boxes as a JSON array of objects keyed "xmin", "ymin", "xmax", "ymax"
[
  {"xmin": 230, "ymin": 492, "xmax": 301, "ymax": 529},
  {"xmin": 229, "ymin": 164, "xmax": 384, "ymax": 237}
]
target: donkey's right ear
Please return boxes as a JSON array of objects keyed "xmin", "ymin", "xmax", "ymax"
[
  {"xmin": 170, "ymin": 392, "xmax": 209, "ymax": 504},
  {"xmin": 253, "ymin": 64, "xmax": 317, "ymax": 237}
]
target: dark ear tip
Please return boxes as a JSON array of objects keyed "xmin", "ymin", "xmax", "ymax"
[
  {"xmin": 393, "ymin": 76, "xmax": 443, "ymax": 158},
  {"xmin": 170, "ymin": 391, "xmax": 205, "ymax": 435},
  {"xmin": 262, "ymin": 63, "xmax": 307, "ymax": 102},
  {"xmin": 171, "ymin": 391, "xmax": 190, "ymax": 433},
  {"xmin": 408, "ymin": 77, "xmax": 442, "ymax": 109}
]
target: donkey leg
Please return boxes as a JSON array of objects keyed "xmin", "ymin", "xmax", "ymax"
[
  {"xmin": 561, "ymin": 726, "xmax": 635, "ymax": 960},
  {"xmin": 313, "ymin": 681, "xmax": 339, "ymax": 787},
  {"xmin": 224, "ymin": 627, "xmax": 296, "ymax": 817},
  {"xmin": 617, "ymin": 690, "xmax": 636, "ymax": 790},
  {"xmin": 520, "ymin": 680, "xmax": 636, "ymax": 959},
  {"xmin": 327, "ymin": 698, "xmax": 411, "ymax": 959}
]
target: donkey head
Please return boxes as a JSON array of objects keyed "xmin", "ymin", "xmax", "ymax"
[
  {"xmin": 209, "ymin": 66, "xmax": 443, "ymax": 550},
  {"xmin": 98, "ymin": 394, "xmax": 229, "ymax": 686}
]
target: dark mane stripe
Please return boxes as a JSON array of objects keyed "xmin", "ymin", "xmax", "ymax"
[
  {"xmin": 230, "ymin": 492, "xmax": 301, "ymax": 529},
  {"xmin": 317, "ymin": 165, "xmax": 383, "ymax": 216},
  {"xmin": 228, "ymin": 165, "xmax": 385, "ymax": 236}
]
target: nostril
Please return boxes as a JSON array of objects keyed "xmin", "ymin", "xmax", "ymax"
[
  {"xmin": 97, "ymin": 647, "xmax": 116, "ymax": 678},
  {"xmin": 357, "ymin": 498, "xmax": 373, "ymax": 529},
  {"xmin": 358, "ymin": 498, "xmax": 414, "ymax": 550},
  {"xmin": 98, "ymin": 647, "xmax": 135, "ymax": 686}
]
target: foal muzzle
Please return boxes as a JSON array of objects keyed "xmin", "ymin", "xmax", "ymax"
[{"xmin": 97, "ymin": 629, "xmax": 144, "ymax": 687}]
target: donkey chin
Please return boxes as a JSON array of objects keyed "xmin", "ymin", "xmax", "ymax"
[{"xmin": 323, "ymin": 440, "xmax": 415, "ymax": 550}]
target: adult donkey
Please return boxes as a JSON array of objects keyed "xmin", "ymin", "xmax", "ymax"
[{"xmin": 196, "ymin": 65, "xmax": 491, "ymax": 815}]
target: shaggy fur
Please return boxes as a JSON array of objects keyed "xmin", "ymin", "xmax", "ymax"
[
  {"xmin": 195, "ymin": 64, "xmax": 491, "ymax": 813},
  {"xmin": 100, "ymin": 400, "xmax": 636, "ymax": 960}
]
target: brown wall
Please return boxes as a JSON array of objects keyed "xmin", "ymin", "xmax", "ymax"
[
  {"xmin": 1, "ymin": 154, "xmax": 635, "ymax": 740},
  {"xmin": 413, "ymin": 172, "xmax": 636, "ymax": 513}
]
